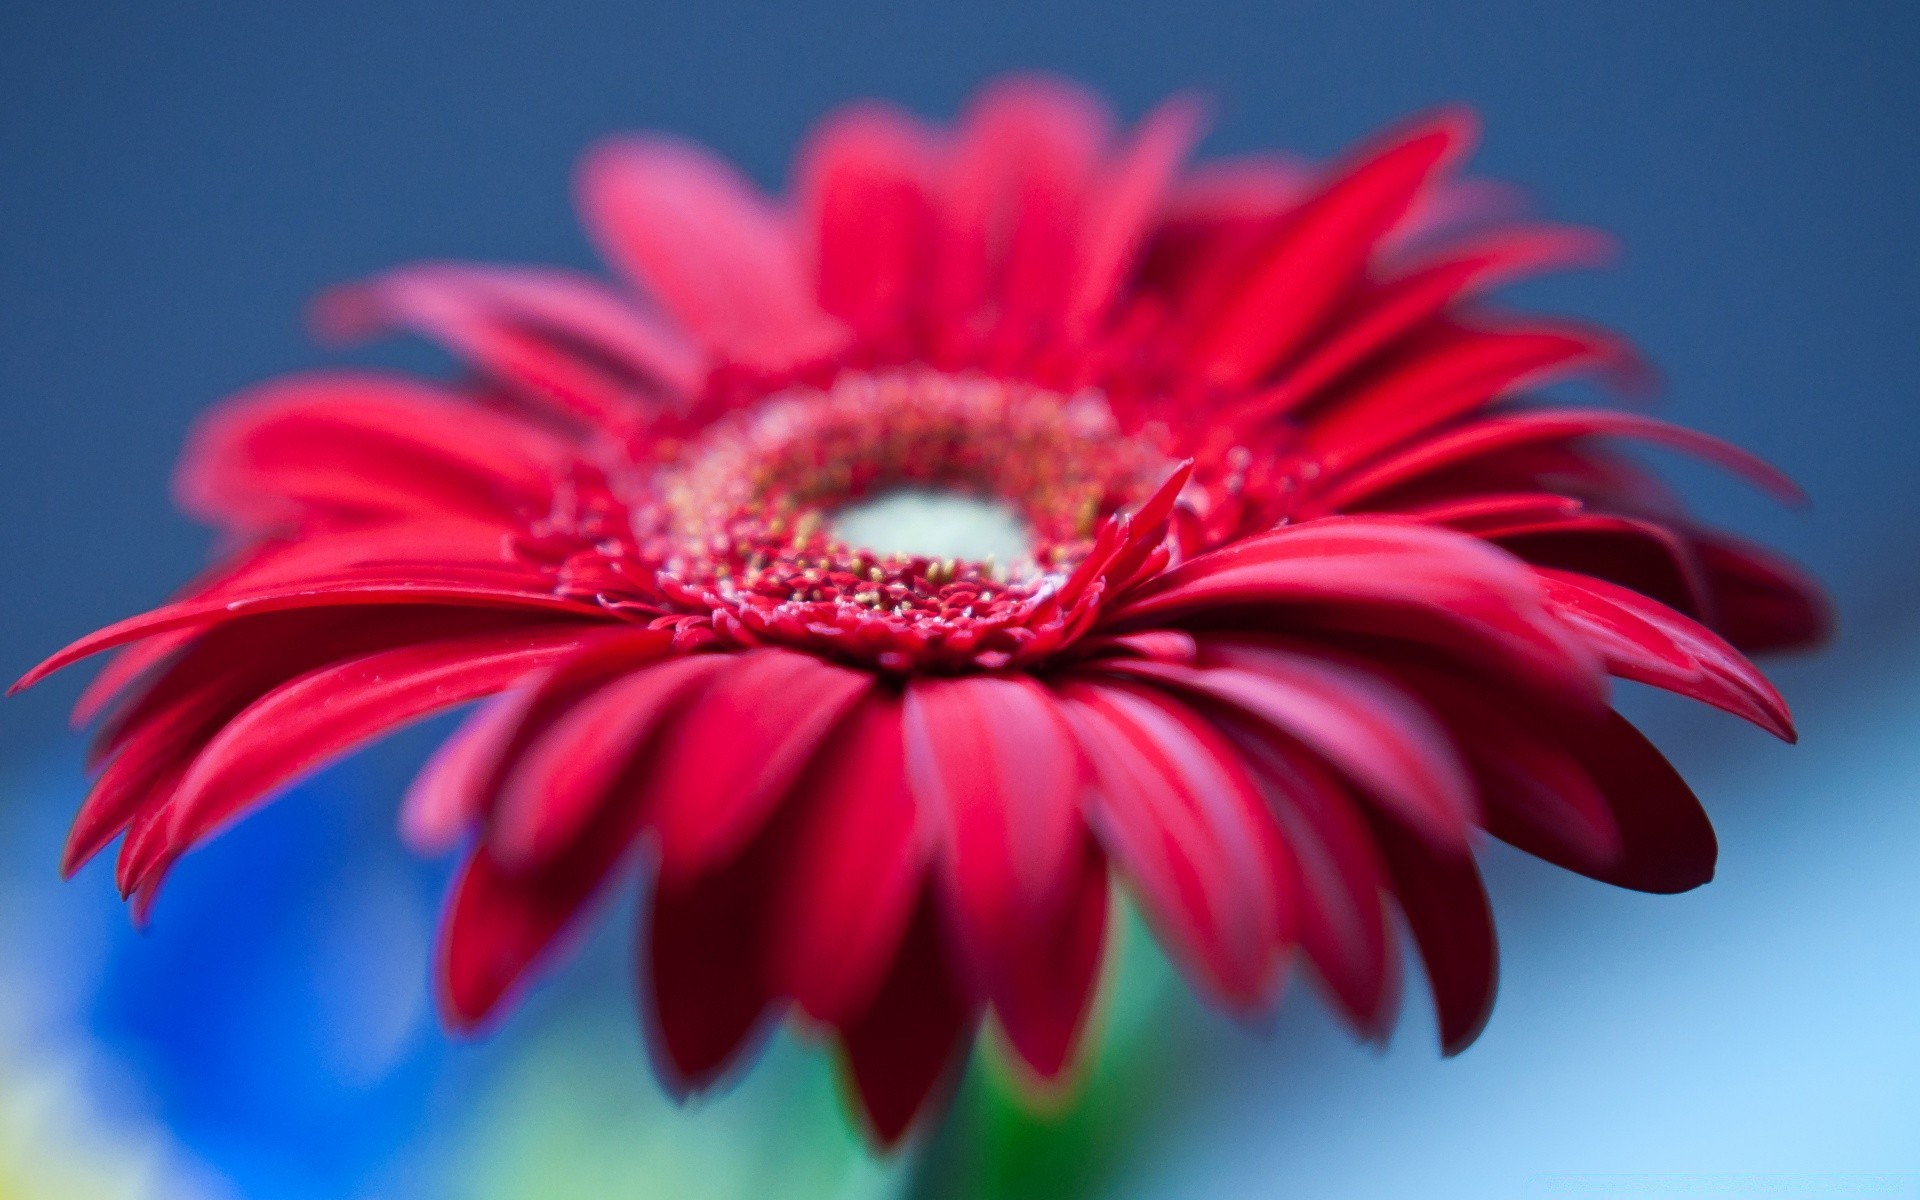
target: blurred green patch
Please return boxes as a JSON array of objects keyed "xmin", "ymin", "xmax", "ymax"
[{"xmin": 453, "ymin": 903, "xmax": 1190, "ymax": 1200}]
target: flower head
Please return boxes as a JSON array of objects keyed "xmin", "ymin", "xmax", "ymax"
[{"xmin": 18, "ymin": 76, "xmax": 1827, "ymax": 1144}]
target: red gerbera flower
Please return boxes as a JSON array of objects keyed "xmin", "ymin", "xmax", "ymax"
[{"xmin": 17, "ymin": 76, "xmax": 1826, "ymax": 1144}]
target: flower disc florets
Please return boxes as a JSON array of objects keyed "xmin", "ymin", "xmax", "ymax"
[{"xmin": 615, "ymin": 368, "xmax": 1173, "ymax": 671}]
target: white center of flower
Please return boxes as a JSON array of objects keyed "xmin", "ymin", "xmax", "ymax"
[{"xmin": 829, "ymin": 488, "xmax": 1035, "ymax": 566}]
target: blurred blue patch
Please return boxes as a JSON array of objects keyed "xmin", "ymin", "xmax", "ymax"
[{"xmin": 2, "ymin": 753, "xmax": 457, "ymax": 1199}]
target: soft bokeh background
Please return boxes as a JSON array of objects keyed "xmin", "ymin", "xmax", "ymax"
[{"xmin": 2, "ymin": 2, "xmax": 1916, "ymax": 1197}]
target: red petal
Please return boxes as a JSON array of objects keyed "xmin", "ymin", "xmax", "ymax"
[
  {"xmin": 1319, "ymin": 407, "xmax": 1804, "ymax": 510},
  {"xmin": 15, "ymin": 575, "xmax": 598, "ymax": 695},
  {"xmin": 162, "ymin": 625, "xmax": 599, "ymax": 857},
  {"xmin": 435, "ymin": 642, "xmax": 686, "ymax": 1028},
  {"xmin": 643, "ymin": 832, "xmax": 781, "ymax": 1094},
  {"xmin": 489, "ymin": 653, "xmax": 729, "ymax": 867},
  {"xmin": 1141, "ymin": 154, "xmax": 1312, "ymax": 332},
  {"xmin": 116, "ymin": 802, "xmax": 178, "ymax": 904},
  {"xmin": 903, "ymin": 676, "xmax": 1085, "ymax": 951},
  {"xmin": 65, "ymin": 740, "xmax": 193, "ymax": 881},
  {"xmin": 1224, "ymin": 723, "xmax": 1399, "ymax": 1038},
  {"xmin": 1386, "ymin": 662, "xmax": 1711, "ymax": 894},
  {"xmin": 1107, "ymin": 642, "xmax": 1478, "ymax": 851},
  {"xmin": 1400, "ymin": 491, "xmax": 1588, "ymax": 531},
  {"xmin": 1061, "ymin": 94, "xmax": 1206, "ymax": 338},
  {"xmin": 902, "ymin": 674, "xmax": 1101, "ymax": 1078},
  {"xmin": 1191, "ymin": 109, "xmax": 1476, "ymax": 388},
  {"xmin": 838, "ymin": 893, "xmax": 978, "ymax": 1147},
  {"xmin": 1073, "ymin": 629, "xmax": 1200, "ymax": 665},
  {"xmin": 1563, "ymin": 712, "xmax": 1717, "ymax": 894},
  {"xmin": 770, "ymin": 690, "xmax": 929, "ymax": 1026},
  {"xmin": 578, "ymin": 135, "xmax": 846, "ymax": 369},
  {"xmin": 929, "ymin": 76, "xmax": 1111, "ymax": 354},
  {"xmin": 71, "ymin": 628, "xmax": 197, "ymax": 729},
  {"xmin": 1384, "ymin": 662, "xmax": 1622, "ymax": 874},
  {"xmin": 1243, "ymin": 222, "xmax": 1613, "ymax": 421},
  {"xmin": 1693, "ymin": 532, "xmax": 1832, "ymax": 654},
  {"xmin": 314, "ymin": 263, "xmax": 702, "ymax": 411},
  {"xmin": 198, "ymin": 521, "xmax": 548, "ymax": 597},
  {"xmin": 401, "ymin": 692, "xmax": 533, "ymax": 854},
  {"xmin": 439, "ymin": 830, "xmax": 634, "ymax": 1029},
  {"xmin": 1115, "ymin": 517, "xmax": 1537, "ymax": 618},
  {"xmin": 644, "ymin": 650, "xmax": 872, "ymax": 884},
  {"xmin": 987, "ymin": 841, "xmax": 1110, "ymax": 1082},
  {"xmin": 1487, "ymin": 511, "xmax": 1711, "ymax": 621},
  {"xmin": 176, "ymin": 371, "xmax": 572, "ymax": 530},
  {"xmin": 798, "ymin": 103, "xmax": 938, "ymax": 339},
  {"xmin": 1538, "ymin": 569, "xmax": 1794, "ymax": 740},
  {"xmin": 1303, "ymin": 321, "xmax": 1633, "ymax": 473},
  {"xmin": 1108, "ymin": 518, "xmax": 1606, "ymax": 709},
  {"xmin": 463, "ymin": 626, "xmax": 679, "ymax": 769},
  {"xmin": 74, "ymin": 607, "xmax": 542, "ymax": 876},
  {"xmin": 1372, "ymin": 820, "xmax": 1499, "ymax": 1055},
  {"xmin": 1059, "ymin": 680, "xmax": 1287, "ymax": 1009}
]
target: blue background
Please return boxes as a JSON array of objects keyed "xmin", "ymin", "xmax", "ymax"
[{"xmin": 2, "ymin": 2, "xmax": 1915, "ymax": 1197}]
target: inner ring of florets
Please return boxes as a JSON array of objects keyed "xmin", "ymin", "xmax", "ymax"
[{"xmin": 626, "ymin": 368, "xmax": 1173, "ymax": 670}]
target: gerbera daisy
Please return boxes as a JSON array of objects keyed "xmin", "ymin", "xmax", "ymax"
[{"xmin": 16, "ymin": 76, "xmax": 1826, "ymax": 1144}]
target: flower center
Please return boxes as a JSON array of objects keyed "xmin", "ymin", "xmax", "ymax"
[
  {"xmin": 621, "ymin": 367, "xmax": 1175, "ymax": 670},
  {"xmin": 828, "ymin": 488, "xmax": 1035, "ymax": 567}
]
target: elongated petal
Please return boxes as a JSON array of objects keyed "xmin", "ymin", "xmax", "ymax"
[
  {"xmin": 799, "ymin": 104, "xmax": 938, "ymax": 339},
  {"xmin": 1108, "ymin": 518, "xmax": 1607, "ymax": 708},
  {"xmin": 838, "ymin": 894, "xmax": 978, "ymax": 1146},
  {"xmin": 408, "ymin": 627, "xmax": 681, "ymax": 856},
  {"xmin": 71, "ymin": 627, "xmax": 198, "ymax": 729},
  {"xmin": 1225, "ymin": 722, "xmax": 1398, "ymax": 1037},
  {"xmin": 314, "ymin": 263, "xmax": 703, "ymax": 410},
  {"xmin": 1564, "ymin": 712, "xmax": 1717, "ymax": 893},
  {"xmin": 1059, "ymin": 680, "xmax": 1287, "ymax": 1009},
  {"xmin": 1105, "ymin": 643, "xmax": 1478, "ymax": 851},
  {"xmin": 771, "ymin": 691, "xmax": 929, "ymax": 1025},
  {"xmin": 1384, "ymin": 661, "xmax": 1709, "ymax": 893},
  {"xmin": 904, "ymin": 673, "xmax": 1105, "ymax": 1079},
  {"xmin": 1304, "ymin": 322, "xmax": 1633, "ymax": 473},
  {"xmin": 644, "ymin": 832, "xmax": 781, "ymax": 1094},
  {"xmin": 15, "ymin": 577, "xmax": 599, "ymax": 695},
  {"xmin": 1486, "ymin": 512, "xmax": 1710, "ymax": 620},
  {"xmin": 579, "ymin": 135, "xmax": 846, "ymax": 368},
  {"xmin": 1372, "ymin": 819, "xmax": 1498, "ymax": 1055},
  {"xmin": 930, "ymin": 76, "xmax": 1111, "ymax": 356},
  {"xmin": 402, "ymin": 692, "xmax": 534, "ymax": 854},
  {"xmin": 1320, "ymin": 407, "xmax": 1803, "ymax": 510},
  {"xmin": 1191, "ymin": 109, "xmax": 1475, "ymax": 388},
  {"xmin": 1237, "ymin": 224, "xmax": 1614, "ymax": 421},
  {"xmin": 431, "ymin": 644, "xmax": 688, "ymax": 1028},
  {"xmin": 1400, "ymin": 491, "xmax": 1587, "ymax": 531},
  {"xmin": 1694, "ymin": 532, "xmax": 1833, "ymax": 654},
  {"xmin": 645, "ymin": 650, "xmax": 872, "ymax": 883},
  {"xmin": 1383, "ymin": 662, "xmax": 1621, "ymax": 874},
  {"xmin": 1538, "ymin": 568, "xmax": 1794, "ymax": 740},
  {"xmin": 489, "ymin": 653, "xmax": 730, "ymax": 867},
  {"xmin": 66, "ymin": 737, "xmax": 193, "ymax": 880},
  {"xmin": 89, "ymin": 605, "xmax": 450, "ymax": 772},
  {"xmin": 1061, "ymin": 94, "xmax": 1206, "ymax": 338},
  {"xmin": 987, "ymin": 844, "xmax": 1109, "ymax": 1082},
  {"xmin": 162, "ymin": 625, "xmax": 599, "ymax": 857},
  {"xmin": 903, "ymin": 675, "xmax": 1086, "ymax": 959},
  {"xmin": 177, "ymin": 371, "xmax": 573, "ymax": 529},
  {"xmin": 74, "ymin": 608, "xmax": 544, "ymax": 876},
  {"xmin": 439, "ymin": 825, "xmax": 639, "ymax": 1029}
]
